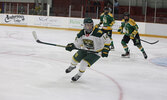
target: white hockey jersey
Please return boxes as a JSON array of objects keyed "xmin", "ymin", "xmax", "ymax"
[{"xmin": 74, "ymin": 28, "xmax": 111, "ymax": 53}]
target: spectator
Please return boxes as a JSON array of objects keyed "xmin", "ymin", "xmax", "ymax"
[
  {"xmin": 106, "ymin": 2, "xmax": 112, "ymax": 13},
  {"xmin": 18, "ymin": 4, "xmax": 25, "ymax": 14},
  {"xmin": 114, "ymin": 0, "xmax": 119, "ymax": 14},
  {"xmin": 93, "ymin": 0, "xmax": 101, "ymax": 13}
]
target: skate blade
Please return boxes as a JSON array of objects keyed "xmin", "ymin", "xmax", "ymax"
[
  {"xmin": 121, "ymin": 56, "xmax": 130, "ymax": 58},
  {"xmin": 110, "ymin": 49, "xmax": 115, "ymax": 51}
]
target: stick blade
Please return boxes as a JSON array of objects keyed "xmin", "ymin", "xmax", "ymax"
[
  {"xmin": 32, "ymin": 31, "xmax": 38, "ymax": 41},
  {"xmin": 153, "ymin": 40, "xmax": 159, "ymax": 44}
]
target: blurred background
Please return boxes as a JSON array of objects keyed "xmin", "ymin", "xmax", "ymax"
[{"xmin": 0, "ymin": 0, "xmax": 167, "ymax": 24}]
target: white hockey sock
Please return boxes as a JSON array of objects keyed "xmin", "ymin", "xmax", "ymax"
[
  {"xmin": 77, "ymin": 60, "xmax": 89, "ymax": 76},
  {"xmin": 70, "ymin": 57, "xmax": 78, "ymax": 67}
]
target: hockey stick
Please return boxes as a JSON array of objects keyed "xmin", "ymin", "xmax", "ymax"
[
  {"xmin": 32, "ymin": 31, "xmax": 98, "ymax": 53},
  {"xmin": 140, "ymin": 39, "xmax": 159, "ymax": 45},
  {"xmin": 120, "ymin": 32, "xmax": 159, "ymax": 45}
]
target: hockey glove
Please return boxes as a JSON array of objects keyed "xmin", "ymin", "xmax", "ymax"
[
  {"xmin": 65, "ymin": 43, "xmax": 75, "ymax": 52},
  {"xmin": 101, "ymin": 45, "xmax": 110, "ymax": 57}
]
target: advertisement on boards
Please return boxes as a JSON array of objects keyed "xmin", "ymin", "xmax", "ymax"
[{"xmin": 0, "ymin": 14, "xmax": 27, "ymax": 25}]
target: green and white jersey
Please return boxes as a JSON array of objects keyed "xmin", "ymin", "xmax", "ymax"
[
  {"xmin": 100, "ymin": 12, "xmax": 115, "ymax": 30},
  {"xmin": 74, "ymin": 27, "xmax": 111, "ymax": 52},
  {"xmin": 119, "ymin": 18, "xmax": 139, "ymax": 36}
]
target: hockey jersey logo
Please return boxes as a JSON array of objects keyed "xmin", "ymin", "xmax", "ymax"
[{"xmin": 83, "ymin": 39, "xmax": 94, "ymax": 49}]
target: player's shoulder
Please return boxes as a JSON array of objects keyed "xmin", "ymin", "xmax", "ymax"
[
  {"xmin": 108, "ymin": 13, "xmax": 113, "ymax": 17},
  {"xmin": 100, "ymin": 13, "xmax": 105, "ymax": 16},
  {"xmin": 121, "ymin": 19, "xmax": 126, "ymax": 25},
  {"xmin": 121, "ymin": 19, "xmax": 125, "ymax": 22},
  {"xmin": 92, "ymin": 28, "xmax": 104, "ymax": 37},
  {"xmin": 77, "ymin": 29, "xmax": 84, "ymax": 38},
  {"xmin": 128, "ymin": 18, "xmax": 136, "ymax": 26}
]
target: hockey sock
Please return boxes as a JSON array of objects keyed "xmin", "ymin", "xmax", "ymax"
[
  {"xmin": 137, "ymin": 45, "xmax": 144, "ymax": 52},
  {"xmin": 77, "ymin": 60, "xmax": 88, "ymax": 76},
  {"xmin": 121, "ymin": 41, "xmax": 129, "ymax": 52},
  {"xmin": 70, "ymin": 57, "xmax": 78, "ymax": 67}
]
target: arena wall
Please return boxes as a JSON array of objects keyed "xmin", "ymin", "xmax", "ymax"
[{"xmin": 0, "ymin": 14, "xmax": 166, "ymax": 38}]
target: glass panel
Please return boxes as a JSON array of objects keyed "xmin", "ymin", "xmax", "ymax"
[
  {"xmin": 0, "ymin": 0, "xmax": 167, "ymax": 24},
  {"xmin": 155, "ymin": 0, "xmax": 167, "ymax": 24}
]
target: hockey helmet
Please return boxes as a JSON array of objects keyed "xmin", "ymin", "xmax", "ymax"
[
  {"xmin": 104, "ymin": 7, "xmax": 109, "ymax": 11},
  {"xmin": 104, "ymin": 7, "xmax": 109, "ymax": 15},
  {"xmin": 83, "ymin": 18, "xmax": 94, "ymax": 33},
  {"xmin": 123, "ymin": 12, "xmax": 130, "ymax": 17},
  {"xmin": 123, "ymin": 12, "xmax": 130, "ymax": 22}
]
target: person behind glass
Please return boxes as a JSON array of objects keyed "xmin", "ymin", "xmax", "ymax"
[
  {"xmin": 106, "ymin": 3, "xmax": 112, "ymax": 13},
  {"xmin": 98, "ymin": 7, "xmax": 115, "ymax": 50},
  {"xmin": 118, "ymin": 12, "xmax": 148, "ymax": 59},
  {"xmin": 114, "ymin": 0, "xmax": 119, "ymax": 14}
]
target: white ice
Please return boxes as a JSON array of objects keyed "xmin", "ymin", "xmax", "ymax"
[{"xmin": 0, "ymin": 26, "xmax": 167, "ymax": 100}]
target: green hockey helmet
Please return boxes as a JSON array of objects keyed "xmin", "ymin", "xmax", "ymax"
[
  {"xmin": 104, "ymin": 7, "xmax": 109, "ymax": 15},
  {"xmin": 83, "ymin": 18, "xmax": 93, "ymax": 24},
  {"xmin": 123, "ymin": 12, "xmax": 130, "ymax": 17},
  {"xmin": 104, "ymin": 7, "xmax": 109, "ymax": 11},
  {"xmin": 83, "ymin": 18, "xmax": 94, "ymax": 33},
  {"xmin": 123, "ymin": 12, "xmax": 130, "ymax": 22}
]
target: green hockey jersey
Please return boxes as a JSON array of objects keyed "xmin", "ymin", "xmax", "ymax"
[
  {"xmin": 100, "ymin": 12, "xmax": 115, "ymax": 30},
  {"xmin": 119, "ymin": 18, "xmax": 139, "ymax": 36}
]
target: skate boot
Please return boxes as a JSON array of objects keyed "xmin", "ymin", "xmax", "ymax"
[
  {"xmin": 71, "ymin": 74, "xmax": 81, "ymax": 81},
  {"xmin": 121, "ymin": 51, "xmax": 130, "ymax": 58},
  {"xmin": 142, "ymin": 51, "xmax": 148, "ymax": 59},
  {"xmin": 65, "ymin": 66, "xmax": 76, "ymax": 73},
  {"xmin": 110, "ymin": 45, "xmax": 115, "ymax": 50}
]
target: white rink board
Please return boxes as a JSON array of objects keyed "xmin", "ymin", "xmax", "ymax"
[{"xmin": 0, "ymin": 14, "xmax": 166, "ymax": 36}]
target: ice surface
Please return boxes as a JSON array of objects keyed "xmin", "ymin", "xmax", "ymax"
[{"xmin": 0, "ymin": 26, "xmax": 167, "ymax": 100}]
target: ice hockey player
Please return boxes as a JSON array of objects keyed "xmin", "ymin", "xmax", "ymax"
[
  {"xmin": 118, "ymin": 12, "xmax": 147, "ymax": 59},
  {"xmin": 65, "ymin": 18, "xmax": 111, "ymax": 81},
  {"xmin": 98, "ymin": 7, "xmax": 115, "ymax": 50}
]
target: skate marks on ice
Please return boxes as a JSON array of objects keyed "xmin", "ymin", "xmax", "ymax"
[{"xmin": 0, "ymin": 50, "xmax": 122, "ymax": 100}]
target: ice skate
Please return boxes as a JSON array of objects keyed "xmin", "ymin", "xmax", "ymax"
[
  {"xmin": 142, "ymin": 51, "xmax": 148, "ymax": 59},
  {"xmin": 71, "ymin": 74, "xmax": 81, "ymax": 81},
  {"xmin": 65, "ymin": 66, "xmax": 76, "ymax": 73},
  {"xmin": 121, "ymin": 51, "xmax": 130, "ymax": 58},
  {"xmin": 110, "ymin": 45, "xmax": 115, "ymax": 51}
]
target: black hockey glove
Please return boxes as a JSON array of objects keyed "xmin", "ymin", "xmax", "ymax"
[
  {"xmin": 65, "ymin": 43, "xmax": 75, "ymax": 52},
  {"xmin": 101, "ymin": 45, "xmax": 110, "ymax": 57}
]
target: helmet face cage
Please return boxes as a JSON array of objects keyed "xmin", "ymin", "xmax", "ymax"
[
  {"xmin": 123, "ymin": 12, "xmax": 130, "ymax": 22},
  {"xmin": 83, "ymin": 18, "xmax": 94, "ymax": 33},
  {"xmin": 84, "ymin": 23, "xmax": 93, "ymax": 33},
  {"xmin": 104, "ymin": 7, "xmax": 109, "ymax": 15}
]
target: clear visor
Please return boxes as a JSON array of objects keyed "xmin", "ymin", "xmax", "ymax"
[
  {"xmin": 84, "ymin": 23, "xmax": 93, "ymax": 33},
  {"xmin": 124, "ymin": 16, "xmax": 129, "ymax": 20}
]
